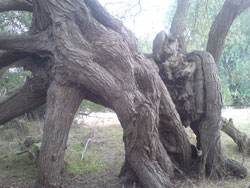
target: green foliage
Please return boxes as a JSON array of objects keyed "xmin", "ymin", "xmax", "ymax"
[
  {"xmin": 0, "ymin": 11, "xmax": 32, "ymax": 97},
  {"xmin": 0, "ymin": 68, "xmax": 31, "ymax": 96},
  {"xmin": 219, "ymin": 10, "xmax": 250, "ymax": 106},
  {"xmin": 64, "ymin": 141, "xmax": 104, "ymax": 175},
  {"xmin": 185, "ymin": 0, "xmax": 224, "ymax": 51},
  {"xmin": 0, "ymin": 11, "xmax": 32, "ymax": 34},
  {"xmin": 165, "ymin": 0, "xmax": 250, "ymax": 106},
  {"xmin": 139, "ymin": 37, "xmax": 153, "ymax": 53}
]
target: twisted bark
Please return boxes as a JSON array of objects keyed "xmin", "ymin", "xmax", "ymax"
[
  {"xmin": 27, "ymin": 0, "xmax": 190, "ymax": 187},
  {"xmin": 152, "ymin": 31, "xmax": 247, "ymax": 179},
  {"xmin": 1, "ymin": 0, "xmax": 249, "ymax": 187}
]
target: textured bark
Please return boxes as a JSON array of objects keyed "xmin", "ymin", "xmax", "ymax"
[
  {"xmin": 206, "ymin": 0, "xmax": 250, "ymax": 65},
  {"xmin": 0, "ymin": 34, "xmax": 48, "ymax": 53},
  {"xmin": 152, "ymin": 31, "xmax": 247, "ymax": 179},
  {"xmin": 222, "ymin": 117, "xmax": 250, "ymax": 154},
  {"xmin": 25, "ymin": 0, "xmax": 187, "ymax": 187},
  {"xmin": 0, "ymin": 59, "xmax": 49, "ymax": 125},
  {"xmin": 193, "ymin": 51, "xmax": 225, "ymax": 179},
  {"xmin": 170, "ymin": 0, "xmax": 190, "ymax": 53},
  {"xmin": 35, "ymin": 81, "xmax": 84, "ymax": 188},
  {"xmin": 0, "ymin": 0, "xmax": 249, "ymax": 187},
  {"xmin": 0, "ymin": 0, "xmax": 32, "ymax": 12}
]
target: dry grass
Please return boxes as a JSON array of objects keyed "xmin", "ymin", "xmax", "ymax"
[{"xmin": 0, "ymin": 108, "xmax": 249, "ymax": 187}]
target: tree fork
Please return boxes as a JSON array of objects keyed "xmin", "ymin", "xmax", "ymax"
[{"xmin": 35, "ymin": 80, "xmax": 84, "ymax": 188}]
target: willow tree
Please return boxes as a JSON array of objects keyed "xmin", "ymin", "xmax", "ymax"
[{"xmin": 0, "ymin": 0, "xmax": 249, "ymax": 188}]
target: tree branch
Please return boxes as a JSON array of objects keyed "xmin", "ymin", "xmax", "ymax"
[
  {"xmin": 238, "ymin": 0, "xmax": 250, "ymax": 15},
  {"xmin": 0, "ymin": 34, "xmax": 41, "ymax": 52},
  {"xmin": 0, "ymin": 50, "xmax": 31, "ymax": 69},
  {"xmin": 84, "ymin": 0, "xmax": 123, "ymax": 33},
  {"xmin": 0, "ymin": 61, "xmax": 49, "ymax": 125},
  {"xmin": 221, "ymin": 117, "xmax": 250, "ymax": 153},
  {"xmin": 0, "ymin": 0, "xmax": 32, "ymax": 12},
  {"xmin": 206, "ymin": 0, "xmax": 250, "ymax": 65},
  {"xmin": 0, "ymin": 33, "xmax": 52, "ymax": 55},
  {"xmin": 170, "ymin": 0, "xmax": 190, "ymax": 53}
]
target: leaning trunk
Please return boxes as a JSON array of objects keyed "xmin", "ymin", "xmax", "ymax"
[
  {"xmin": 221, "ymin": 117, "xmax": 250, "ymax": 154},
  {"xmin": 35, "ymin": 81, "xmax": 83, "ymax": 187}
]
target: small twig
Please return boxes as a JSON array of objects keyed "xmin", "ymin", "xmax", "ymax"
[
  {"xmin": 0, "ymin": 150, "xmax": 29, "ymax": 160},
  {"xmin": 0, "ymin": 155, "xmax": 9, "ymax": 160},
  {"xmin": 173, "ymin": 163, "xmax": 198, "ymax": 187},
  {"xmin": 78, "ymin": 111, "xmax": 93, "ymax": 116},
  {"xmin": 81, "ymin": 138, "xmax": 91, "ymax": 161},
  {"xmin": 16, "ymin": 150, "xmax": 29, "ymax": 155}
]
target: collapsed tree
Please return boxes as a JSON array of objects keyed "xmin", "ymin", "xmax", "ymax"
[
  {"xmin": 222, "ymin": 117, "xmax": 250, "ymax": 154},
  {"xmin": 0, "ymin": 0, "xmax": 249, "ymax": 188}
]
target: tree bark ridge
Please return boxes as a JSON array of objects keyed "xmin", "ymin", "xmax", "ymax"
[{"xmin": 0, "ymin": 0, "xmax": 32, "ymax": 12}]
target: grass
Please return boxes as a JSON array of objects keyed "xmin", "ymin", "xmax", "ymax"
[
  {"xmin": 64, "ymin": 123, "xmax": 124, "ymax": 177},
  {"xmin": 0, "ymin": 108, "xmax": 249, "ymax": 187}
]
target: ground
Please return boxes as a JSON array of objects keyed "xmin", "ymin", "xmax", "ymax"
[{"xmin": 0, "ymin": 108, "xmax": 250, "ymax": 188}]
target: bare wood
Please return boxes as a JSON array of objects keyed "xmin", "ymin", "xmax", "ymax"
[
  {"xmin": 206, "ymin": 0, "xmax": 250, "ymax": 65},
  {"xmin": 0, "ymin": 150, "xmax": 29, "ymax": 160},
  {"xmin": 81, "ymin": 138, "xmax": 91, "ymax": 161},
  {"xmin": 0, "ymin": 0, "xmax": 32, "ymax": 12}
]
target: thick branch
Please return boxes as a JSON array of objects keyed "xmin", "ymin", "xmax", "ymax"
[
  {"xmin": 0, "ymin": 50, "xmax": 31, "ymax": 69},
  {"xmin": 206, "ymin": 0, "xmax": 250, "ymax": 65},
  {"xmin": 221, "ymin": 117, "xmax": 250, "ymax": 153},
  {"xmin": 0, "ymin": 77, "xmax": 47, "ymax": 125},
  {"xmin": 0, "ymin": 34, "xmax": 45, "ymax": 53},
  {"xmin": 84, "ymin": 0, "xmax": 123, "ymax": 33},
  {"xmin": 0, "ymin": 59, "xmax": 49, "ymax": 125},
  {"xmin": 0, "ymin": 0, "xmax": 32, "ymax": 12},
  {"xmin": 84, "ymin": 0, "xmax": 138, "ymax": 52},
  {"xmin": 170, "ymin": 0, "xmax": 190, "ymax": 53}
]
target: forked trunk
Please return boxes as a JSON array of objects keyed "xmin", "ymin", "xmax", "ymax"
[
  {"xmin": 29, "ymin": 0, "xmax": 190, "ymax": 187},
  {"xmin": 0, "ymin": 0, "xmax": 248, "ymax": 187},
  {"xmin": 35, "ymin": 81, "xmax": 83, "ymax": 187}
]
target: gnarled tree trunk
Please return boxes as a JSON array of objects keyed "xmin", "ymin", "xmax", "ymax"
[
  {"xmin": 151, "ymin": 31, "xmax": 247, "ymax": 179},
  {"xmin": 0, "ymin": 0, "xmax": 248, "ymax": 187},
  {"xmin": 0, "ymin": 0, "xmax": 192, "ymax": 187}
]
